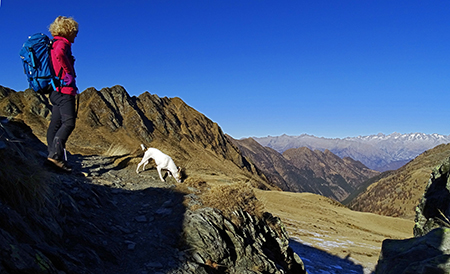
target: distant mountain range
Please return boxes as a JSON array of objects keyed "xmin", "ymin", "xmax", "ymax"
[
  {"xmin": 253, "ymin": 133, "xmax": 450, "ymax": 171},
  {"xmin": 231, "ymin": 137, "xmax": 380, "ymax": 202}
]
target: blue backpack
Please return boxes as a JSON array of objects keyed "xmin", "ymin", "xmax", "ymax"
[{"xmin": 19, "ymin": 33, "xmax": 62, "ymax": 94}]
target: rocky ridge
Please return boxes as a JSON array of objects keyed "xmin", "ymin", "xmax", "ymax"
[{"xmin": 0, "ymin": 85, "xmax": 271, "ymax": 190}]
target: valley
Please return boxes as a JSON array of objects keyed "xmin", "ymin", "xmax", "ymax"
[{"xmin": 255, "ymin": 190, "xmax": 414, "ymax": 273}]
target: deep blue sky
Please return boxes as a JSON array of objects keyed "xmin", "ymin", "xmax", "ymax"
[{"xmin": 1, "ymin": 1, "xmax": 450, "ymax": 139}]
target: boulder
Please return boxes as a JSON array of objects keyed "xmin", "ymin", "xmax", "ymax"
[{"xmin": 174, "ymin": 207, "xmax": 307, "ymax": 274}]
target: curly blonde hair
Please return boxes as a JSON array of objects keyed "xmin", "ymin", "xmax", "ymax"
[{"xmin": 49, "ymin": 16, "xmax": 79, "ymax": 38}]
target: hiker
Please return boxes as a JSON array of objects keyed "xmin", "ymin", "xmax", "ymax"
[{"xmin": 46, "ymin": 16, "xmax": 79, "ymax": 172}]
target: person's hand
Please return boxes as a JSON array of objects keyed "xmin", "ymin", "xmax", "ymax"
[{"xmin": 63, "ymin": 73, "xmax": 75, "ymax": 86}]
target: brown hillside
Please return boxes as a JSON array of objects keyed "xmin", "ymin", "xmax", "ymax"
[
  {"xmin": 230, "ymin": 137, "xmax": 319, "ymax": 193},
  {"xmin": 232, "ymin": 137, "xmax": 380, "ymax": 202},
  {"xmin": 348, "ymin": 143, "xmax": 450, "ymax": 219},
  {"xmin": 0, "ymin": 85, "xmax": 271, "ymax": 189},
  {"xmin": 284, "ymin": 148, "xmax": 380, "ymax": 190}
]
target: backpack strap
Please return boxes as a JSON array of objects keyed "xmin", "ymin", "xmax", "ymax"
[
  {"xmin": 50, "ymin": 38, "xmax": 65, "ymax": 93},
  {"xmin": 50, "ymin": 68, "xmax": 63, "ymax": 92}
]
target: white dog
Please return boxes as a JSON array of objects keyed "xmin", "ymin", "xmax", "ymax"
[{"xmin": 136, "ymin": 144, "xmax": 182, "ymax": 183}]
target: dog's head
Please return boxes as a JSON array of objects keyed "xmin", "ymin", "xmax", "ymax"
[{"xmin": 174, "ymin": 167, "xmax": 182, "ymax": 183}]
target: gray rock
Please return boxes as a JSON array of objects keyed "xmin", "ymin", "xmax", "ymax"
[
  {"xmin": 414, "ymin": 157, "xmax": 450, "ymax": 237},
  {"xmin": 176, "ymin": 207, "xmax": 307, "ymax": 274}
]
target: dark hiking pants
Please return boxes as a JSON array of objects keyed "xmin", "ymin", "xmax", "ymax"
[{"xmin": 47, "ymin": 91, "xmax": 76, "ymax": 161}]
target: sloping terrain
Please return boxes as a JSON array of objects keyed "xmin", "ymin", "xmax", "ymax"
[
  {"xmin": 348, "ymin": 143, "xmax": 450, "ymax": 218},
  {"xmin": 256, "ymin": 190, "xmax": 414, "ymax": 273},
  {"xmin": 283, "ymin": 147, "xmax": 379, "ymax": 201},
  {"xmin": 232, "ymin": 137, "xmax": 380, "ymax": 202}
]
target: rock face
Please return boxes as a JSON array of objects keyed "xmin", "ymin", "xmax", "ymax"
[
  {"xmin": 178, "ymin": 208, "xmax": 306, "ymax": 274},
  {"xmin": 414, "ymin": 156, "xmax": 450, "ymax": 237},
  {"xmin": 375, "ymin": 227, "xmax": 450, "ymax": 274},
  {"xmin": 374, "ymin": 156, "xmax": 450, "ymax": 273}
]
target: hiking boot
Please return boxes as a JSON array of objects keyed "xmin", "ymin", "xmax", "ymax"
[{"xmin": 47, "ymin": 158, "xmax": 72, "ymax": 173}]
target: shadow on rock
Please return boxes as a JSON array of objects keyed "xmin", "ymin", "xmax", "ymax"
[
  {"xmin": 0, "ymin": 170, "xmax": 187, "ymax": 274},
  {"xmin": 289, "ymin": 240, "xmax": 366, "ymax": 274}
]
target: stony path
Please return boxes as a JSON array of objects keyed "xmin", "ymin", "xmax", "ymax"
[{"xmin": 56, "ymin": 153, "xmax": 189, "ymax": 274}]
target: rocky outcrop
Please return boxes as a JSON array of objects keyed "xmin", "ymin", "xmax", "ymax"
[
  {"xmin": 375, "ymin": 156, "xmax": 450, "ymax": 273},
  {"xmin": 176, "ymin": 208, "xmax": 306, "ymax": 274},
  {"xmin": 414, "ymin": 156, "xmax": 450, "ymax": 237}
]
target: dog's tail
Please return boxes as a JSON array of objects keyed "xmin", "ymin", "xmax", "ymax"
[{"xmin": 140, "ymin": 144, "xmax": 146, "ymax": 151}]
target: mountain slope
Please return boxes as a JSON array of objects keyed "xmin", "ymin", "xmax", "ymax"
[
  {"xmin": 254, "ymin": 133, "xmax": 450, "ymax": 171},
  {"xmin": 229, "ymin": 137, "xmax": 319, "ymax": 193},
  {"xmin": 0, "ymin": 85, "xmax": 270, "ymax": 189},
  {"xmin": 283, "ymin": 147, "xmax": 380, "ymax": 201},
  {"xmin": 231, "ymin": 137, "xmax": 380, "ymax": 202},
  {"xmin": 347, "ymin": 143, "xmax": 450, "ymax": 218}
]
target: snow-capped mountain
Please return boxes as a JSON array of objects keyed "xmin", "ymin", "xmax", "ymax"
[{"xmin": 253, "ymin": 133, "xmax": 450, "ymax": 171}]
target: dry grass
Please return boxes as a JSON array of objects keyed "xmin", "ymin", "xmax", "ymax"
[
  {"xmin": 0, "ymin": 148, "xmax": 52, "ymax": 211},
  {"xmin": 104, "ymin": 143, "xmax": 131, "ymax": 156},
  {"xmin": 200, "ymin": 182, "xmax": 265, "ymax": 222}
]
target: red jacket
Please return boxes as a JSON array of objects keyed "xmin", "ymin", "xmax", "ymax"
[{"xmin": 51, "ymin": 36, "xmax": 77, "ymax": 96}]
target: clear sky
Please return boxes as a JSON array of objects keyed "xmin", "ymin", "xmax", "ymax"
[{"xmin": 1, "ymin": 1, "xmax": 450, "ymax": 139}]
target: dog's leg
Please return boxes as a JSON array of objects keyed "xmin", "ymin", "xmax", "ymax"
[
  {"xmin": 136, "ymin": 161, "xmax": 143, "ymax": 174},
  {"xmin": 143, "ymin": 160, "xmax": 150, "ymax": 172},
  {"xmin": 157, "ymin": 166, "xmax": 165, "ymax": 182}
]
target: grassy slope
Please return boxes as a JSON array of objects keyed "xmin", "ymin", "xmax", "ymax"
[
  {"xmin": 348, "ymin": 143, "xmax": 450, "ymax": 219},
  {"xmin": 255, "ymin": 189, "xmax": 414, "ymax": 272}
]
